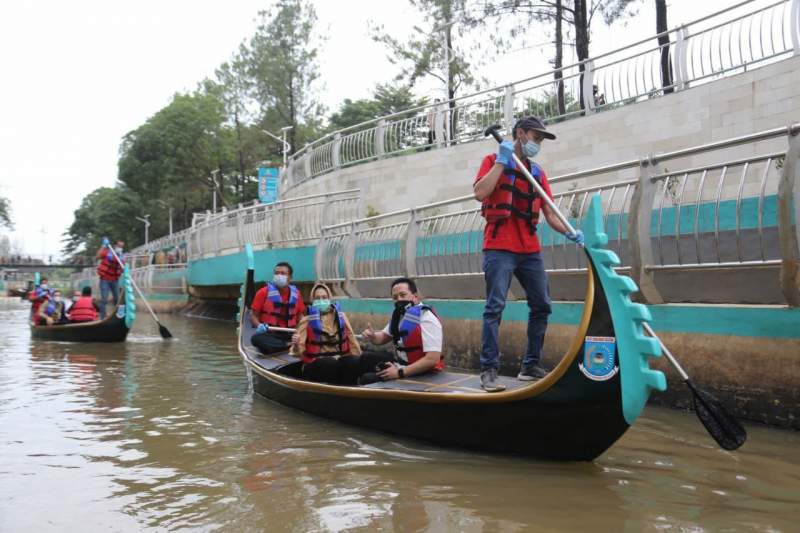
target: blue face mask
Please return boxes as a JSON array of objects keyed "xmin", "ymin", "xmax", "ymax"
[
  {"xmin": 313, "ymin": 299, "xmax": 331, "ymax": 312},
  {"xmin": 523, "ymin": 141, "xmax": 540, "ymax": 159}
]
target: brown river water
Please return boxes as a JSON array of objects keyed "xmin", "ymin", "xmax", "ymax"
[{"xmin": 1, "ymin": 297, "xmax": 798, "ymax": 532}]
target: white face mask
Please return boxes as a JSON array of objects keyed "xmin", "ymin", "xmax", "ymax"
[
  {"xmin": 114, "ymin": 247, "xmax": 123, "ymax": 254},
  {"xmin": 272, "ymin": 274, "xmax": 288, "ymax": 288}
]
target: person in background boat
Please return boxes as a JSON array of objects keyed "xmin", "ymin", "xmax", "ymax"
[
  {"xmin": 473, "ymin": 116, "xmax": 585, "ymax": 392},
  {"xmin": 68, "ymin": 286, "xmax": 99, "ymax": 323},
  {"xmin": 289, "ymin": 282, "xmax": 361, "ymax": 384},
  {"xmin": 28, "ymin": 276, "xmax": 51, "ymax": 319},
  {"xmin": 64, "ymin": 290, "xmax": 81, "ymax": 314},
  {"xmin": 36, "ymin": 289, "xmax": 67, "ymax": 325},
  {"xmin": 96, "ymin": 237, "xmax": 124, "ymax": 319},
  {"xmin": 250, "ymin": 261, "xmax": 306, "ymax": 354},
  {"xmin": 356, "ymin": 277, "xmax": 444, "ymax": 384}
]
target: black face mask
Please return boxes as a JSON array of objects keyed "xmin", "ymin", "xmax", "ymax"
[
  {"xmin": 390, "ymin": 300, "xmax": 413, "ymax": 340},
  {"xmin": 394, "ymin": 300, "xmax": 413, "ymax": 311}
]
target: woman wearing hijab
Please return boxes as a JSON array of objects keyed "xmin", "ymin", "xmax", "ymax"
[{"xmin": 290, "ymin": 282, "xmax": 361, "ymax": 384}]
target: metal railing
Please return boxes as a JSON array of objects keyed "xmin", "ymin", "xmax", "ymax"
[
  {"xmin": 317, "ymin": 123, "xmax": 800, "ymax": 305},
  {"xmin": 285, "ymin": 0, "xmax": 800, "ymax": 188},
  {"xmin": 130, "ymin": 263, "xmax": 187, "ymax": 294},
  {"xmin": 187, "ymin": 189, "xmax": 362, "ymax": 260}
]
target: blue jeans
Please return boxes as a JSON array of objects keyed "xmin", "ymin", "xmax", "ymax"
[
  {"xmin": 99, "ymin": 279, "xmax": 119, "ymax": 318},
  {"xmin": 480, "ymin": 250, "xmax": 551, "ymax": 370}
]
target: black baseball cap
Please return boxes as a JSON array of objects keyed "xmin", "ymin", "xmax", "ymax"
[{"xmin": 512, "ymin": 116, "xmax": 556, "ymax": 140}]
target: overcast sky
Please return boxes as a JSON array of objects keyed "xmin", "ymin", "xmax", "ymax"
[{"xmin": 0, "ymin": 0, "xmax": 747, "ymax": 258}]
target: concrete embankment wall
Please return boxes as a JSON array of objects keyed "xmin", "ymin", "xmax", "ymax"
[{"xmin": 284, "ymin": 56, "xmax": 800, "ymax": 212}]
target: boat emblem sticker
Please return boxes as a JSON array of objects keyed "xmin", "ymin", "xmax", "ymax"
[{"xmin": 580, "ymin": 336, "xmax": 619, "ymax": 381}]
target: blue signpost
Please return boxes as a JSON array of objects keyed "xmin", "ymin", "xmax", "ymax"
[{"xmin": 258, "ymin": 167, "xmax": 280, "ymax": 204}]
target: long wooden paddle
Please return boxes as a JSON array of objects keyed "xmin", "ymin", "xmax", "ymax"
[
  {"xmin": 484, "ymin": 124, "xmax": 746, "ymax": 451},
  {"xmin": 107, "ymin": 245, "xmax": 172, "ymax": 339},
  {"xmin": 257, "ymin": 325, "xmax": 364, "ymax": 342}
]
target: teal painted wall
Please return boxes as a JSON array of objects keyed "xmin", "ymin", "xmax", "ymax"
[
  {"xmin": 337, "ymin": 298, "xmax": 800, "ymax": 340},
  {"xmin": 187, "ymin": 246, "xmax": 317, "ymax": 286}
]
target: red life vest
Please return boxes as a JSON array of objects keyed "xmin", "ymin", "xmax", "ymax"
[
  {"xmin": 477, "ymin": 154, "xmax": 551, "ymax": 253},
  {"xmin": 68, "ymin": 296, "xmax": 98, "ymax": 322},
  {"xmin": 302, "ymin": 303, "xmax": 351, "ymax": 364},
  {"xmin": 97, "ymin": 250, "xmax": 123, "ymax": 281},
  {"xmin": 259, "ymin": 283, "xmax": 301, "ymax": 328},
  {"xmin": 389, "ymin": 304, "xmax": 445, "ymax": 371},
  {"xmin": 481, "ymin": 157, "xmax": 542, "ymax": 229}
]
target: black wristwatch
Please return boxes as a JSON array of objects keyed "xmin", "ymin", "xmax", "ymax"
[{"xmin": 398, "ymin": 368, "xmax": 405, "ymax": 379}]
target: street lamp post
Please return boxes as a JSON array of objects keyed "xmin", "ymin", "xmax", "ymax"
[
  {"xmin": 210, "ymin": 170, "xmax": 220, "ymax": 212},
  {"xmin": 156, "ymin": 200, "xmax": 174, "ymax": 235},
  {"xmin": 135, "ymin": 215, "xmax": 151, "ymax": 245},
  {"xmin": 261, "ymin": 127, "xmax": 293, "ymax": 167}
]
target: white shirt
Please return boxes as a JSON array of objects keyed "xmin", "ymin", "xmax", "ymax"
[{"xmin": 382, "ymin": 304, "xmax": 443, "ymax": 356}]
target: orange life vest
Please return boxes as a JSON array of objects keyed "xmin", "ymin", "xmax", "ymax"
[
  {"xmin": 259, "ymin": 283, "xmax": 301, "ymax": 328},
  {"xmin": 68, "ymin": 296, "xmax": 98, "ymax": 322},
  {"xmin": 97, "ymin": 250, "xmax": 124, "ymax": 281},
  {"xmin": 302, "ymin": 303, "xmax": 351, "ymax": 364}
]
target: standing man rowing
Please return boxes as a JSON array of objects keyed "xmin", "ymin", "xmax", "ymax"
[{"xmin": 473, "ymin": 117, "xmax": 584, "ymax": 392}]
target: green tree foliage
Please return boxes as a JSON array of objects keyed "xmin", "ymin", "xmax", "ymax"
[
  {"xmin": 482, "ymin": 1, "xmax": 641, "ymax": 108},
  {"xmin": 244, "ymin": 0, "xmax": 324, "ymax": 153},
  {"xmin": 117, "ymin": 90, "xmax": 237, "ymax": 233},
  {"xmin": 328, "ymin": 84, "xmax": 428, "ymax": 131},
  {"xmin": 371, "ymin": 0, "xmax": 483, "ymax": 102},
  {"xmin": 0, "ymin": 195, "xmax": 11, "ymax": 228},
  {"xmin": 63, "ymin": 187, "xmax": 143, "ymax": 258}
]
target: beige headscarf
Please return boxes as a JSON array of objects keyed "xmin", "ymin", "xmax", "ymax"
[{"xmin": 309, "ymin": 281, "xmax": 333, "ymax": 302}]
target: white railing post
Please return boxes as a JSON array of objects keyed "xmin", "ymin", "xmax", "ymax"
[
  {"xmin": 581, "ymin": 59, "xmax": 596, "ymax": 114},
  {"xmin": 236, "ymin": 205, "xmax": 244, "ymax": 250},
  {"xmin": 343, "ymin": 222, "xmax": 360, "ymax": 298},
  {"xmin": 673, "ymin": 26, "xmax": 689, "ymax": 90},
  {"xmin": 376, "ymin": 120, "xmax": 386, "ymax": 159},
  {"xmin": 403, "ymin": 209, "xmax": 419, "ymax": 278},
  {"xmin": 303, "ymin": 151, "xmax": 312, "ymax": 180},
  {"xmin": 628, "ymin": 154, "xmax": 664, "ymax": 304},
  {"xmin": 332, "ymin": 133, "xmax": 342, "ymax": 169},
  {"xmin": 503, "ymin": 84, "xmax": 515, "ymax": 131},
  {"xmin": 791, "ymin": 0, "xmax": 800, "ymax": 55},
  {"xmin": 778, "ymin": 127, "xmax": 800, "ymax": 306}
]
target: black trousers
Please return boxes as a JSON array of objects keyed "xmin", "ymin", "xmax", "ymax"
[
  {"xmin": 301, "ymin": 357, "xmax": 347, "ymax": 384},
  {"xmin": 251, "ymin": 331, "xmax": 291, "ymax": 354},
  {"xmin": 337, "ymin": 350, "xmax": 396, "ymax": 385},
  {"xmin": 301, "ymin": 352, "xmax": 397, "ymax": 386}
]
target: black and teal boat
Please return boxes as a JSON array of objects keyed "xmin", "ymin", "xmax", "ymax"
[
  {"xmin": 237, "ymin": 196, "xmax": 667, "ymax": 461},
  {"xmin": 30, "ymin": 268, "xmax": 137, "ymax": 343}
]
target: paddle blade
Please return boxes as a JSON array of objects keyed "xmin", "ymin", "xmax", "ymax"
[
  {"xmin": 158, "ymin": 322, "xmax": 173, "ymax": 339},
  {"xmin": 687, "ymin": 380, "xmax": 747, "ymax": 451}
]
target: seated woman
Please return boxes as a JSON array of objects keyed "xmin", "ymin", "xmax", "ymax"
[
  {"xmin": 36, "ymin": 290, "xmax": 67, "ymax": 326},
  {"xmin": 289, "ymin": 282, "xmax": 361, "ymax": 384},
  {"xmin": 68, "ymin": 286, "xmax": 99, "ymax": 323}
]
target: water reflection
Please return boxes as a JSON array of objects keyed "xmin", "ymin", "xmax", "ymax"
[{"xmin": 1, "ymin": 296, "xmax": 799, "ymax": 532}]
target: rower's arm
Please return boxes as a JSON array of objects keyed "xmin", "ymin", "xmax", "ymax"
[
  {"xmin": 542, "ymin": 202, "xmax": 570, "ymax": 234},
  {"xmin": 473, "ymin": 164, "xmax": 504, "ymax": 201}
]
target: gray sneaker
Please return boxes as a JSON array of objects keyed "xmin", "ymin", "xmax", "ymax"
[
  {"xmin": 480, "ymin": 368, "xmax": 506, "ymax": 392},
  {"xmin": 517, "ymin": 365, "xmax": 548, "ymax": 381}
]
